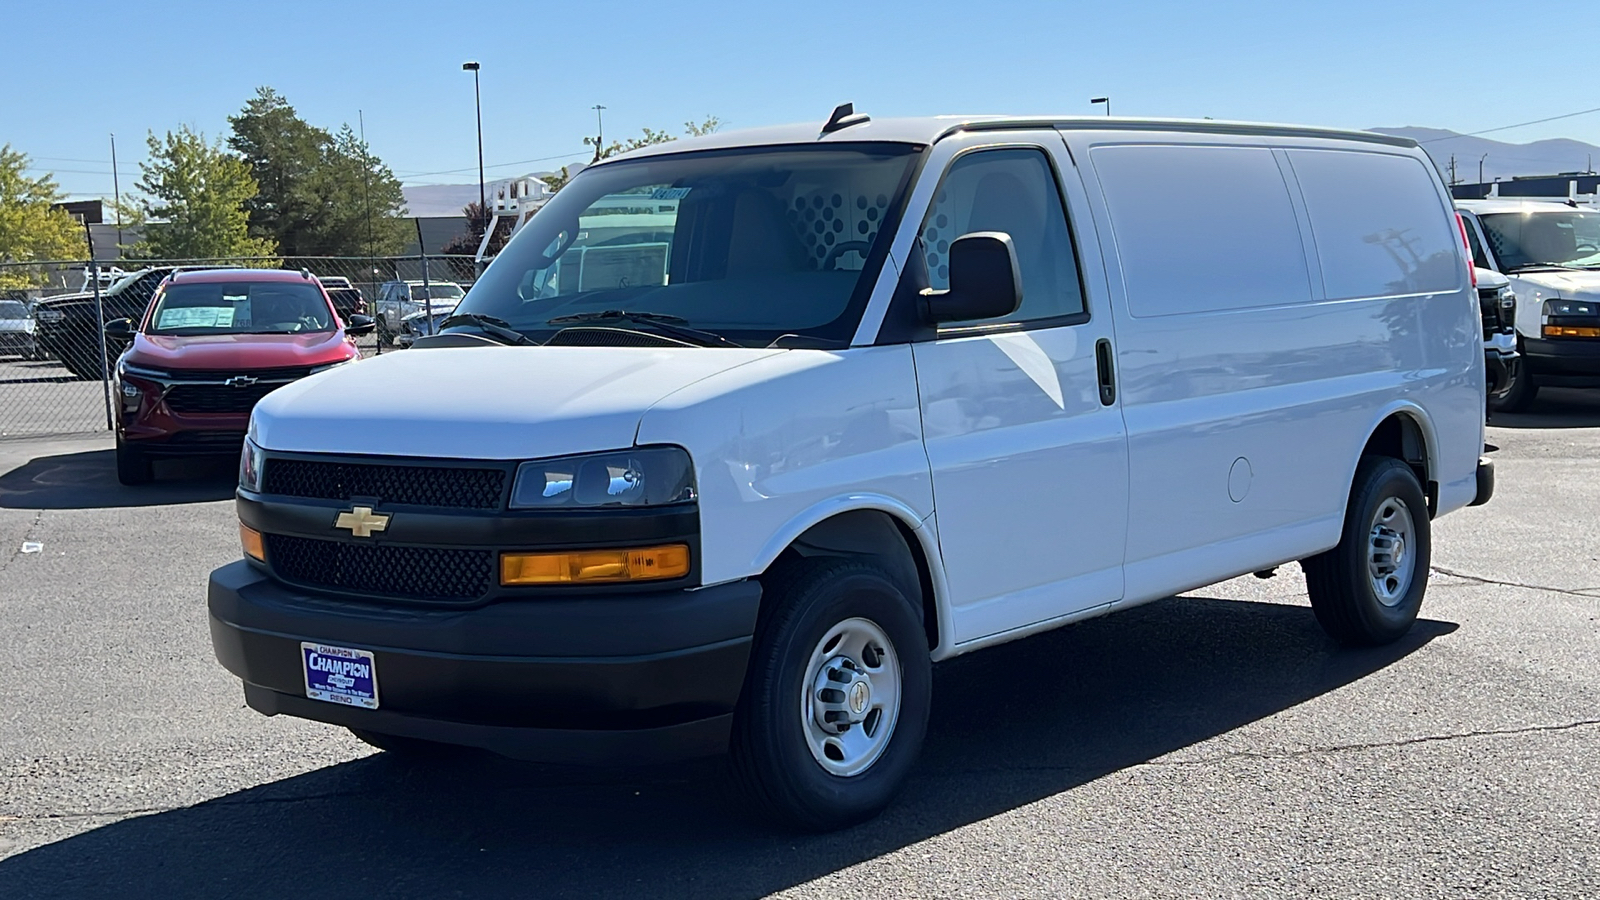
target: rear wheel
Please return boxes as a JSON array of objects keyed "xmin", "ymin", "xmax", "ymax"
[
  {"xmin": 730, "ymin": 557, "xmax": 932, "ymax": 831},
  {"xmin": 114, "ymin": 437, "xmax": 152, "ymax": 486},
  {"xmin": 1304, "ymin": 456, "xmax": 1430, "ymax": 646}
]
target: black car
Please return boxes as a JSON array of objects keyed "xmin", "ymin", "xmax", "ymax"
[
  {"xmin": 323, "ymin": 286, "xmax": 367, "ymax": 321},
  {"xmin": 32, "ymin": 267, "xmax": 196, "ymax": 379}
]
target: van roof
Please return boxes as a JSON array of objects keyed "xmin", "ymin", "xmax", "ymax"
[
  {"xmin": 1457, "ymin": 198, "xmax": 1589, "ymax": 215},
  {"xmin": 599, "ymin": 115, "xmax": 1418, "ymax": 165}
]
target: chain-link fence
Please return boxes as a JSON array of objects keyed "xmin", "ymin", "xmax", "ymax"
[{"xmin": 0, "ymin": 254, "xmax": 477, "ymax": 440}]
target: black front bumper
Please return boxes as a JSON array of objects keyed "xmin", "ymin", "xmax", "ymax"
[
  {"xmin": 1523, "ymin": 337, "xmax": 1600, "ymax": 381},
  {"xmin": 208, "ymin": 560, "xmax": 761, "ymax": 763}
]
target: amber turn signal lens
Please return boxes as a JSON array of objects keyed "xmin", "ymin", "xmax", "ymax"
[
  {"xmin": 500, "ymin": 544, "xmax": 690, "ymax": 585},
  {"xmin": 240, "ymin": 524, "xmax": 265, "ymax": 562},
  {"xmin": 1544, "ymin": 325, "xmax": 1600, "ymax": 338}
]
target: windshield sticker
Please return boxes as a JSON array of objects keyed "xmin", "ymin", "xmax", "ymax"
[
  {"xmin": 157, "ymin": 306, "xmax": 236, "ymax": 329},
  {"xmin": 650, "ymin": 187, "xmax": 691, "ymax": 200}
]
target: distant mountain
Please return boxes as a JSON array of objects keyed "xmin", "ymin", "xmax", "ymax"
[{"xmin": 1369, "ymin": 127, "xmax": 1600, "ymax": 185}]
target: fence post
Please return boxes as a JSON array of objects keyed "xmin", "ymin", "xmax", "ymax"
[
  {"xmin": 415, "ymin": 219, "xmax": 433, "ymax": 337},
  {"xmin": 83, "ymin": 221, "xmax": 113, "ymax": 432}
]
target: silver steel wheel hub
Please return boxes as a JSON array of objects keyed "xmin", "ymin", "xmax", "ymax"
[
  {"xmin": 801, "ymin": 617, "xmax": 902, "ymax": 777},
  {"xmin": 1367, "ymin": 496, "xmax": 1417, "ymax": 607}
]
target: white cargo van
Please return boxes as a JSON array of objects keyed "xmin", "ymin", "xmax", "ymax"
[{"xmin": 210, "ymin": 110, "xmax": 1491, "ymax": 830}]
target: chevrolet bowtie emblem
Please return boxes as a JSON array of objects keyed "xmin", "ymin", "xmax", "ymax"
[
  {"xmin": 334, "ymin": 506, "xmax": 390, "ymax": 538},
  {"xmin": 224, "ymin": 375, "xmax": 258, "ymax": 388}
]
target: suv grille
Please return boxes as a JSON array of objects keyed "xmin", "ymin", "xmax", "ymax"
[
  {"xmin": 262, "ymin": 458, "xmax": 506, "ymax": 510},
  {"xmin": 1477, "ymin": 285, "xmax": 1514, "ymax": 336},
  {"xmin": 265, "ymin": 534, "xmax": 494, "ymax": 603},
  {"xmin": 165, "ymin": 381, "xmax": 285, "ymax": 414}
]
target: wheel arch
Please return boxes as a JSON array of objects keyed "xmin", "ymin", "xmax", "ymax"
[
  {"xmin": 753, "ymin": 499, "xmax": 948, "ymax": 655},
  {"xmin": 1355, "ymin": 402, "xmax": 1439, "ymax": 515}
]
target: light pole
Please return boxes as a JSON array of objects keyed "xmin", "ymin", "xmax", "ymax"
[
  {"xmin": 584, "ymin": 104, "xmax": 608, "ymax": 162},
  {"xmin": 1479, "ymin": 153, "xmax": 1489, "ymax": 186},
  {"xmin": 1090, "ymin": 96, "xmax": 1111, "ymax": 116},
  {"xmin": 463, "ymin": 62, "xmax": 485, "ymax": 222}
]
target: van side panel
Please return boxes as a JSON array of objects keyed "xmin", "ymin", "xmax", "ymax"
[{"xmin": 1077, "ymin": 135, "xmax": 1479, "ymax": 604}]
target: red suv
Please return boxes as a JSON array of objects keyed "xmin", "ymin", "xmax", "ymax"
[{"xmin": 108, "ymin": 269, "xmax": 375, "ymax": 484}]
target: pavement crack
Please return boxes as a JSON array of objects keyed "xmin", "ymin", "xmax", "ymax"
[
  {"xmin": 1145, "ymin": 719, "xmax": 1600, "ymax": 767},
  {"xmin": 1431, "ymin": 566, "xmax": 1600, "ymax": 600}
]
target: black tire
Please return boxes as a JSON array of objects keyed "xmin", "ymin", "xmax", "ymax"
[
  {"xmin": 730, "ymin": 557, "xmax": 932, "ymax": 831},
  {"xmin": 114, "ymin": 437, "xmax": 152, "ymax": 486},
  {"xmin": 348, "ymin": 728, "xmax": 467, "ymax": 759},
  {"xmin": 1304, "ymin": 456, "xmax": 1430, "ymax": 646},
  {"xmin": 1491, "ymin": 348, "xmax": 1538, "ymax": 413}
]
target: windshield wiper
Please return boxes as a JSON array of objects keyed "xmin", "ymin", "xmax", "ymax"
[
  {"xmin": 546, "ymin": 309, "xmax": 742, "ymax": 348},
  {"xmin": 1506, "ymin": 263, "xmax": 1584, "ymax": 272},
  {"xmin": 438, "ymin": 313, "xmax": 534, "ymax": 346}
]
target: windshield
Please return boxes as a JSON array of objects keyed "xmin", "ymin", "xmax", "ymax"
[
  {"xmin": 0, "ymin": 300, "xmax": 28, "ymax": 318},
  {"xmin": 1479, "ymin": 210, "xmax": 1600, "ymax": 269},
  {"xmin": 146, "ymin": 282, "xmax": 334, "ymax": 336},
  {"xmin": 410, "ymin": 284, "xmax": 464, "ymax": 301},
  {"xmin": 458, "ymin": 143, "xmax": 921, "ymax": 346}
]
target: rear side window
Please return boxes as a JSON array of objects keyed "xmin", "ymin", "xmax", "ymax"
[
  {"xmin": 919, "ymin": 147, "xmax": 1087, "ymax": 325},
  {"xmin": 1091, "ymin": 145, "xmax": 1311, "ymax": 317},
  {"xmin": 1286, "ymin": 149, "xmax": 1460, "ymax": 300}
]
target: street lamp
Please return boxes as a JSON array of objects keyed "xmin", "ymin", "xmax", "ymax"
[
  {"xmin": 1479, "ymin": 153, "xmax": 1489, "ymax": 186},
  {"xmin": 462, "ymin": 62, "xmax": 485, "ymax": 223},
  {"xmin": 1090, "ymin": 96, "xmax": 1111, "ymax": 116}
]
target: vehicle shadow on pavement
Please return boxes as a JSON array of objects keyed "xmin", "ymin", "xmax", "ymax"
[
  {"xmin": 0, "ymin": 596, "xmax": 1456, "ymax": 899},
  {"xmin": 0, "ymin": 449, "xmax": 235, "ymax": 509},
  {"xmin": 1491, "ymin": 387, "xmax": 1600, "ymax": 429}
]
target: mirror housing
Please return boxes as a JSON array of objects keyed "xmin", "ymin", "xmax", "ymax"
[
  {"xmin": 344, "ymin": 314, "xmax": 376, "ymax": 336},
  {"xmin": 919, "ymin": 232, "xmax": 1023, "ymax": 325},
  {"xmin": 103, "ymin": 318, "xmax": 135, "ymax": 341}
]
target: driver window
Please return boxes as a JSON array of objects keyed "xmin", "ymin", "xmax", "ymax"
[{"xmin": 920, "ymin": 147, "xmax": 1087, "ymax": 325}]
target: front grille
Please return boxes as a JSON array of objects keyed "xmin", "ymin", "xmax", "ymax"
[
  {"xmin": 1478, "ymin": 287, "xmax": 1514, "ymax": 336},
  {"xmin": 262, "ymin": 458, "xmax": 506, "ymax": 509},
  {"xmin": 165, "ymin": 381, "xmax": 287, "ymax": 414},
  {"xmin": 265, "ymin": 534, "xmax": 495, "ymax": 603}
]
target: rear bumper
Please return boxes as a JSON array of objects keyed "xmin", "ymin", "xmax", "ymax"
[{"xmin": 207, "ymin": 560, "xmax": 762, "ymax": 763}]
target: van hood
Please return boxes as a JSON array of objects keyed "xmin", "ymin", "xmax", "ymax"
[
  {"xmin": 128, "ymin": 331, "xmax": 355, "ymax": 371},
  {"xmin": 250, "ymin": 345, "xmax": 785, "ymax": 459},
  {"xmin": 1508, "ymin": 269, "xmax": 1600, "ymax": 298}
]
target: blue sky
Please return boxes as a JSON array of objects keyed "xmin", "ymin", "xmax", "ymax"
[{"xmin": 5, "ymin": 0, "xmax": 1595, "ymax": 199}]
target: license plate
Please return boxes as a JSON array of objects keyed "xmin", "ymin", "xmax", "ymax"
[{"xmin": 301, "ymin": 643, "xmax": 379, "ymax": 709}]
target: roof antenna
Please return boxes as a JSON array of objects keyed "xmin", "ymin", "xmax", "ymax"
[
  {"xmin": 821, "ymin": 102, "xmax": 870, "ymax": 135},
  {"xmin": 300, "ymin": 267, "xmax": 312, "ymax": 279}
]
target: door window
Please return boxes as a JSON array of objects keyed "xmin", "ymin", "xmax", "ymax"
[{"xmin": 919, "ymin": 148, "xmax": 1087, "ymax": 326}]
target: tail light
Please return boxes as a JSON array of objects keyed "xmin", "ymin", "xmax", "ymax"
[{"xmin": 1456, "ymin": 213, "xmax": 1477, "ymax": 289}]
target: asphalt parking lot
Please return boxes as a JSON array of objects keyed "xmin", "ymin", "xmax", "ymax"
[{"xmin": 0, "ymin": 392, "xmax": 1596, "ymax": 899}]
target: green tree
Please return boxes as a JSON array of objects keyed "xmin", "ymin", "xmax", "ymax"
[
  {"xmin": 302, "ymin": 124, "xmax": 409, "ymax": 257},
  {"xmin": 127, "ymin": 127, "xmax": 276, "ymax": 260},
  {"xmin": 227, "ymin": 87, "xmax": 328, "ymax": 255},
  {"xmin": 227, "ymin": 89, "xmax": 409, "ymax": 257},
  {"xmin": 0, "ymin": 145, "xmax": 88, "ymax": 288}
]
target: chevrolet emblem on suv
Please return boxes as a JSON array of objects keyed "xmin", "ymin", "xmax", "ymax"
[
  {"xmin": 334, "ymin": 506, "xmax": 390, "ymax": 538},
  {"xmin": 224, "ymin": 375, "xmax": 259, "ymax": 388}
]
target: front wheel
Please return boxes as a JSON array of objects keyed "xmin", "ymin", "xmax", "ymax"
[
  {"xmin": 115, "ymin": 437, "xmax": 152, "ymax": 486},
  {"xmin": 731, "ymin": 558, "xmax": 931, "ymax": 831},
  {"xmin": 1303, "ymin": 456, "xmax": 1430, "ymax": 646}
]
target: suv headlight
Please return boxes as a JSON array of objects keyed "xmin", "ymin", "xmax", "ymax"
[
  {"xmin": 510, "ymin": 447, "xmax": 696, "ymax": 509},
  {"xmin": 239, "ymin": 438, "xmax": 265, "ymax": 492}
]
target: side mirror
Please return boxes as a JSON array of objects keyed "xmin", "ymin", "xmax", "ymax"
[
  {"xmin": 920, "ymin": 232, "xmax": 1023, "ymax": 325},
  {"xmin": 103, "ymin": 318, "xmax": 135, "ymax": 341},
  {"xmin": 344, "ymin": 314, "xmax": 376, "ymax": 336}
]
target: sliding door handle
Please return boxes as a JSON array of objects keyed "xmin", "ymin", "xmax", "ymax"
[{"xmin": 1095, "ymin": 338, "xmax": 1116, "ymax": 406}]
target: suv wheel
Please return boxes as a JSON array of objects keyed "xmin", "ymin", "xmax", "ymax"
[
  {"xmin": 115, "ymin": 436, "xmax": 152, "ymax": 486},
  {"xmin": 731, "ymin": 557, "xmax": 931, "ymax": 831},
  {"xmin": 1303, "ymin": 456, "xmax": 1430, "ymax": 646}
]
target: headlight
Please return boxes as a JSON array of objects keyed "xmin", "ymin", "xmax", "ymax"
[
  {"xmin": 239, "ymin": 438, "xmax": 265, "ymax": 492},
  {"xmin": 1544, "ymin": 299, "xmax": 1598, "ymax": 317},
  {"xmin": 510, "ymin": 447, "xmax": 696, "ymax": 509}
]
